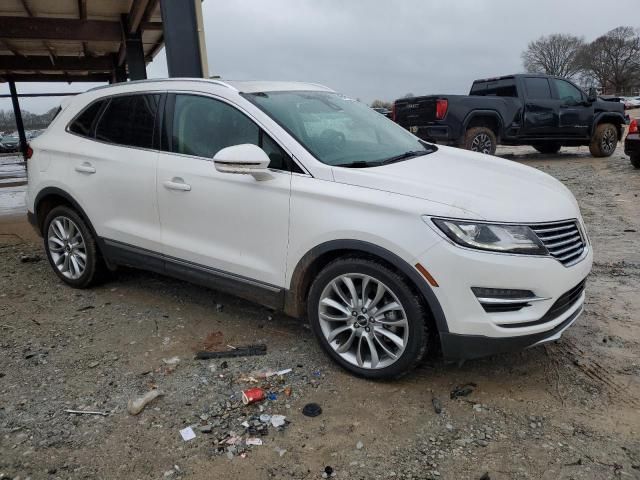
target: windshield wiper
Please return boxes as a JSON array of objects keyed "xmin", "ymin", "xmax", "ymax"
[
  {"xmin": 381, "ymin": 150, "xmax": 428, "ymax": 165},
  {"xmin": 334, "ymin": 160, "xmax": 383, "ymax": 168}
]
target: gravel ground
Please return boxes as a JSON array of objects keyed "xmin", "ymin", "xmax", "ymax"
[{"xmin": 1, "ymin": 145, "xmax": 639, "ymax": 480}]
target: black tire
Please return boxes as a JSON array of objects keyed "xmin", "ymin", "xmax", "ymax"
[
  {"xmin": 43, "ymin": 205, "xmax": 105, "ymax": 288},
  {"xmin": 533, "ymin": 143, "xmax": 561, "ymax": 154},
  {"xmin": 630, "ymin": 155, "xmax": 640, "ymax": 169},
  {"xmin": 307, "ymin": 257, "xmax": 431, "ymax": 379},
  {"xmin": 463, "ymin": 126, "xmax": 497, "ymax": 155},
  {"xmin": 589, "ymin": 123, "xmax": 618, "ymax": 157}
]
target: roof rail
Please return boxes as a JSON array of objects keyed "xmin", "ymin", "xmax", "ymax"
[{"xmin": 88, "ymin": 77, "xmax": 237, "ymax": 92}]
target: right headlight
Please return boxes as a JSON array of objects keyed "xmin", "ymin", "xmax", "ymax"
[{"xmin": 429, "ymin": 217, "xmax": 548, "ymax": 255}]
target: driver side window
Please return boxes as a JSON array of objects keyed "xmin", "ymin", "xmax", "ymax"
[
  {"xmin": 553, "ymin": 79, "xmax": 584, "ymax": 104},
  {"xmin": 169, "ymin": 94, "xmax": 296, "ymax": 172}
]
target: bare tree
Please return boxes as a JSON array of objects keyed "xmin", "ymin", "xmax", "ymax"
[
  {"xmin": 370, "ymin": 99, "xmax": 392, "ymax": 109},
  {"xmin": 522, "ymin": 34, "xmax": 585, "ymax": 79},
  {"xmin": 578, "ymin": 26, "xmax": 640, "ymax": 95}
]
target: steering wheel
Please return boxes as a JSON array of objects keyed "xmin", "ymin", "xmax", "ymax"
[{"xmin": 318, "ymin": 129, "xmax": 346, "ymax": 151}]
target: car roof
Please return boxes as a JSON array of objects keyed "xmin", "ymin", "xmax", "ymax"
[{"xmin": 88, "ymin": 78, "xmax": 334, "ymax": 94}]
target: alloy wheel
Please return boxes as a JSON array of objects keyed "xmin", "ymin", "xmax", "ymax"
[
  {"xmin": 317, "ymin": 273, "xmax": 409, "ymax": 370},
  {"xmin": 471, "ymin": 133, "xmax": 493, "ymax": 154},
  {"xmin": 601, "ymin": 128, "xmax": 616, "ymax": 155},
  {"xmin": 47, "ymin": 216, "xmax": 87, "ymax": 280}
]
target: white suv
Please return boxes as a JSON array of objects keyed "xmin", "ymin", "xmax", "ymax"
[{"xmin": 26, "ymin": 79, "xmax": 592, "ymax": 378}]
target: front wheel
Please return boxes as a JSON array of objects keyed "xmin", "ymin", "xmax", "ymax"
[
  {"xmin": 463, "ymin": 127, "xmax": 497, "ymax": 155},
  {"xmin": 589, "ymin": 123, "xmax": 618, "ymax": 157},
  {"xmin": 307, "ymin": 257, "xmax": 431, "ymax": 379}
]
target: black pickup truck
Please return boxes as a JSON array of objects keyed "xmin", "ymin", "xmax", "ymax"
[{"xmin": 393, "ymin": 74, "xmax": 626, "ymax": 157}]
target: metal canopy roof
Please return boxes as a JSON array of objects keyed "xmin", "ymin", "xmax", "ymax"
[{"xmin": 0, "ymin": 0, "xmax": 164, "ymax": 83}]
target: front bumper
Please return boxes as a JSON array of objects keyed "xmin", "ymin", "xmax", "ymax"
[{"xmin": 415, "ymin": 233, "xmax": 592, "ymax": 360}]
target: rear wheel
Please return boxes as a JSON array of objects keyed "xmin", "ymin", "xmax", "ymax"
[
  {"xmin": 631, "ymin": 155, "xmax": 640, "ymax": 169},
  {"xmin": 463, "ymin": 127, "xmax": 497, "ymax": 155},
  {"xmin": 589, "ymin": 123, "xmax": 618, "ymax": 157},
  {"xmin": 307, "ymin": 257, "xmax": 431, "ymax": 379},
  {"xmin": 533, "ymin": 143, "xmax": 561, "ymax": 154},
  {"xmin": 43, "ymin": 205, "xmax": 105, "ymax": 288}
]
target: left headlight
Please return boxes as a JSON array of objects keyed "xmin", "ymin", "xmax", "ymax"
[{"xmin": 429, "ymin": 217, "xmax": 548, "ymax": 255}]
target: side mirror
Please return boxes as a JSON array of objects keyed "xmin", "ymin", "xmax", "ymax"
[
  {"xmin": 213, "ymin": 144, "xmax": 270, "ymax": 174},
  {"xmin": 587, "ymin": 88, "xmax": 598, "ymax": 103}
]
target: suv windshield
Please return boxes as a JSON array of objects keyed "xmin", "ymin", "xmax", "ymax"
[{"xmin": 244, "ymin": 91, "xmax": 436, "ymax": 167}]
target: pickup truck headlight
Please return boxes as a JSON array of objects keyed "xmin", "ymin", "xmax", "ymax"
[{"xmin": 429, "ymin": 218, "xmax": 548, "ymax": 255}]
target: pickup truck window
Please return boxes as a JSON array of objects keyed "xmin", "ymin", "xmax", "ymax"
[
  {"xmin": 524, "ymin": 77, "xmax": 552, "ymax": 100},
  {"xmin": 470, "ymin": 79, "xmax": 517, "ymax": 97},
  {"xmin": 553, "ymin": 79, "xmax": 584, "ymax": 103}
]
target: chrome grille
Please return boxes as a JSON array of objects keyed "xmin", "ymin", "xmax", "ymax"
[{"xmin": 529, "ymin": 220, "xmax": 586, "ymax": 266}]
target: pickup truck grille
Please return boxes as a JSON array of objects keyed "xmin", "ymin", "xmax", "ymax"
[{"xmin": 529, "ymin": 220, "xmax": 586, "ymax": 266}]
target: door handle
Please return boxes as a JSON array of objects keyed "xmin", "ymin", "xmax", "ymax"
[
  {"xmin": 163, "ymin": 178, "xmax": 191, "ymax": 191},
  {"xmin": 75, "ymin": 162, "xmax": 96, "ymax": 174}
]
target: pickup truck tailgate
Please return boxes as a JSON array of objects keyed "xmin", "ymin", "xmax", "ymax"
[{"xmin": 394, "ymin": 97, "xmax": 438, "ymax": 128}]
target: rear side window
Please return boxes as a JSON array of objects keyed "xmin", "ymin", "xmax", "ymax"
[
  {"xmin": 524, "ymin": 78, "xmax": 552, "ymax": 100},
  {"xmin": 470, "ymin": 79, "xmax": 517, "ymax": 97},
  {"xmin": 95, "ymin": 94, "xmax": 160, "ymax": 148},
  {"xmin": 68, "ymin": 100, "xmax": 105, "ymax": 137}
]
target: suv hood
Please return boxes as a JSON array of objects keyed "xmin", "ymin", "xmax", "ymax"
[{"xmin": 331, "ymin": 146, "xmax": 580, "ymax": 223}]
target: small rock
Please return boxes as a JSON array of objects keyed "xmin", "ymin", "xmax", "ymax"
[
  {"xmin": 88, "ymin": 361, "xmax": 99, "ymax": 369},
  {"xmin": 356, "ymin": 441, "xmax": 364, "ymax": 450}
]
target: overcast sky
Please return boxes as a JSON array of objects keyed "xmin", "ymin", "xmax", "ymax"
[{"xmin": 1, "ymin": 0, "xmax": 638, "ymax": 115}]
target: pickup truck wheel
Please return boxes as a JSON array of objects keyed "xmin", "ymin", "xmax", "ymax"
[
  {"xmin": 533, "ymin": 143, "xmax": 561, "ymax": 154},
  {"xmin": 631, "ymin": 155, "xmax": 640, "ymax": 169},
  {"xmin": 589, "ymin": 123, "xmax": 618, "ymax": 157},
  {"xmin": 464, "ymin": 127, "xmax": 497, "ymax": 155}
]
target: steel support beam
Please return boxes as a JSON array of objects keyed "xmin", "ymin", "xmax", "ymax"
[
  {"xmin": 0, "ymin": 55, "xmax": 113, "ymax": 71},
  {"xmin": 159, "ymin": 0, "xmax": 207, "ymax": 78},
  {"xmin": 124, "ymin": 29, "xmax": 147, "ymax": 81},
  {"xmin": 0, "ymin": 73, "xmax": 111, "ymax": 82},
  {"xmin": 8, "ymin": 81, "xmax": 28, "ymax": 161},
  {"xmin": 0, "ymin": 17, "xmax": 121, "ymax": 42}
]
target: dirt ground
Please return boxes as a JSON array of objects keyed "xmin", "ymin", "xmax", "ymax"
[{"xmin": 1, "ymin": 144, "xmax": 639, "ymax": 480}]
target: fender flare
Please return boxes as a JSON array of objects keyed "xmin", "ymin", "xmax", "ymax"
[
  {"xmin": 462, "ymin": 109, "xmax": 504, "ymax": 134},
  {"xmin": 592, "ymin": 112, "xmax": 626, "ymax": 139},
  {"xmin": 285, "ymin": 239, "xmax": 449, "ymax": 334}
]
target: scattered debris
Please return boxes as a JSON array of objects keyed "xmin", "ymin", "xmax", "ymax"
[
  {"xmin": 76, "ymin": 305, "xmax": 95, "ymax": 312},
  {"xmin": 179, "ymin": 426, "xmax": 196, "ymax": 441},
  {"xmin": 64, "ymin": 409, "xmax": 108, "ymax": 416},
  {"xmin": 88, "ymin": 361, "xmax": 100, "ymax": 369},
  {"xmin": 323, "ymin": 466, "xmax": 336, "ymax": 478},
  {"xmin": 242, "ymin": 388, "xmax": 266, "ymax": 405},
  {"xmin": 450, "ymin": 382, "xmax": 477, "ymax": 399},
  {"xmin": 195, "ymin": 344, "xmax": 267, "ymax": 360},
  {"xmin": 432, "ymin": 397, "xmax": 442, "ymax": 414},
  {"xmin": 302, "ymin": 403, "xmax": 322, "ymax": 417},
  {"xmin": 275, "ymin": 447, "xmax": 287, "ymax": 457},
  {"xmin": 356, "ymin": 440, "xmax": 364, "ymax": 450},
  {"xmin": 127, "ymin": 389, "xmax": 164, "ymax": 415},
  {"xmin": 20, "ymin": 254, "xmax": 42, "ymax": 263},
  {"xmin": 284, "ymin": 386, "xmax": 292, "ymax": 397},
  {"xmin": 162, "ymin": 356, "xmax": 180, "ymax": 365},
  {"xmin": 270, "ymin": 414, "xmax": 286, "ymax": 428},
  {"xmin": 215, "ymin": 303, "xmax": 224, "ymax": 312},
  {"xmin": 246, "ymin": 437, "xmax": 263, "ymax": 446}
]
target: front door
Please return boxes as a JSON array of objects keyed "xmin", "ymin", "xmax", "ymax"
[
  {"xmin": 156, "ymin": 93, "xmax": 292, "ymax": 288},
  {"xmin": 552, "ymin": 78, "xmax": 592, "ymax": 137}
]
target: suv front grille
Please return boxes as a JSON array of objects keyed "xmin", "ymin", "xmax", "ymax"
[{"xmin": 529, "ymin": 220, "xmax": 586, "ymax": 266}]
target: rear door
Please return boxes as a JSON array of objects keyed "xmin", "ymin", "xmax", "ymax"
[
  {"xmin": 522, "ymin": 77, "xmax": 559, "ymax": 136},
  {"xmin": 156, "ymin": 92, "xmax": 292, "ymax": 288},
  {"xmin": 67, "ymin": 93, "xmax": 162, "ymax": 252},
  {"xmin": 551, "ymin": 78, "xmax": 592, "ymax": 137}
]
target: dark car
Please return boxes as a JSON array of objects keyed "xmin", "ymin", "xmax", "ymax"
[
  {"xmin": 0, "ymin": 135, "xmax": 20, "ymax": 153},
  {"xmin": 392, "ymin": 74, "xmax": 626, "ymax": 157},
  {"xmin": 625, "ymin": 119, "xmax": 639, "ymax": 168}
]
